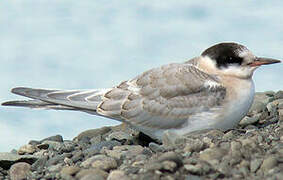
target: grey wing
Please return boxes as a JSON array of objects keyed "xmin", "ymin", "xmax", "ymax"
[
  {"xmin": 2, "ymin": 88, "xmax": 112, "ymax": 113},
  {"xmin": 97, "ymin": 63, "xmax": 227, "ymax": 129}
]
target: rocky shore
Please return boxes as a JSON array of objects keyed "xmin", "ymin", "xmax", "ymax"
[{"xmin": 1, "ymin": 91, "xmax": 283, "ymax": 180}]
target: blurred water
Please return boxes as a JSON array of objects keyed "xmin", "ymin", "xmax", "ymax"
[{"xmin": 0, "ymin": 0, "xmax": 283, "ymax": 152}]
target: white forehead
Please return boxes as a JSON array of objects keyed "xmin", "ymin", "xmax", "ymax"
[{"xmin": 237, "ymin": 47, "xmax": 256, "ymax": 60}]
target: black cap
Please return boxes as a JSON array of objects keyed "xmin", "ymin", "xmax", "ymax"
[{"xmin": 201, "ymin": 42, "xmax": 248, "ymax": 68}]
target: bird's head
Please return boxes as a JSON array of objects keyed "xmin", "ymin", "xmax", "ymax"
[{"xmin": 200, "ymin": 42, "xmax": 281, "ymax": 79}]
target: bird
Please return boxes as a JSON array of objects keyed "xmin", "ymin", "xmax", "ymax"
[{"xmin": 2, "ymin": 42, "xmax": 281, "ymax": 141}]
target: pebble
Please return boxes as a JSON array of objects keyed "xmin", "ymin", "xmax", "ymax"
[
  {"xmin": 107, "ymin": 170, "xmax": 130, "ymax": 180},
  {"xmin": 40, "ymin": 134, "xmax": 63, "ymax": 143},
  {"xmin": 42, "ymin": 140, "xmax": 62, "ymax": 151},
  {"xmin": 239, "ymin": 114, "xmax": 261, "ymax": 126},
  {"xmin": 85, "ymin": 140, "xmax": 121, "ymax": 153},
  {"xmin": 106, "ymin": 131, "xmax": 134, "ymax": 142},
  {"xmin": 75, "ymin": 169, "xmax": 108, "ymax": 180},
  {"xmin": 149, "ymin": 142, "xmax": 165, "ymax": 153},
  {"xmin": 91, "ymin": 155, "xmax": 117, "ymax": 171},
  {"xmin": 184, "ymin": 138, "xmax": 205, "ymax": 153},
  {"xmin": 199, "ymin": 147, "xmax": 227, "ymax": 162},
  {"xmin": 75, "ymin": 127, "xmax": 111, "ymax": 141},
  {"xmin": 9, "ymin": 162, "xmax": 31, "ymax": 180},
  {"xmin": 184, "ymin": 164, "xmax": 203, "ymax": 175},
  {"xmin": 260, "ymin": 156, "xmax": 278, "ymax": 174},
  {"xmin": 18, "ymin": 144, "xmax": 37, "ymax": 155},
  {"xmin": 60, "ymin": 166, "xmax": 80, "ymax": 176},
  {"xmin": 274, "ymin": 90, "xmax": 283, "ymax": 99},
  {"xmin": 250, "ymin": 158, "xmax": 263, "ymax": 173}
]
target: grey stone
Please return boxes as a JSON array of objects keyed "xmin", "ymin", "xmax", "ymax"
[
  {"xmin": 31, "ymin": 156, "xmax": 48, "ymax": 171},
  {"xmin": 250, "ymin": 158, "xmax": 263, "ymax": 173},
  {"xmin": 107, "ymin": 170, "xmax": 130, "ymax": 180},
  {"xmin": 80, "ymin": 174, "xmax": 104, "ymax": 180},
  {"xmin": 91, "ymin": 155, "xmax": 117, "ymax": 171},
  {"xmin": 18, "ymin": 144, "xmax": 37, "ymax": 155},
  {"xmin": 0, "ymin": 152, "xmax": 38, "ymax": 169},
  {"xmin": 199, "ymin": 147, "xmax": 228, "ymax": 162},
  {"xmin": 184, "ymin": 164, "xmax": 203, "ymax": 175},
  {"xmin": 42, "ymin": 140, "xmax": 62, "ymax": 151},
  {"xmin": 239, "ymin": 114, "xmax": 261, "ymax": 126},
  {"xmin": 149, "ymin": 142, "xmax": 165, "ymax": 153},
  {"xmin": 90, "ymin": 135, "xmax": 102, "ymax": 144},
  {"xmin": 184, "ymin": 138, "xmax": 205, "ymax": 153},
  {"xmin": 85, "ymin": 140, "xmax": 121, "ymax": 153},
  {"xmin": 36, "ymin": 143, "xmax": 49, "ymax": 150},
  {"xmin": 161, "ymin": 160, "xmax": 177, "ymax": 172},
  {"xmin": 75, "ymin": 127, "xmax": 111, "ymax": 142},
  {"xmin": 274, "ymin": 90, "xmax": 283, "ymax": 99},
  {"xmin": 106, "ymin": 131, "xmax": 133, "ymax": 142},
  {"xmin": 60, "ymin": 166, "xmax": 80, "ymax": 176},
  {"xmin": 260, "ymin": 156, "xmax": 278, "ymax": 173},
  {"xmin": 60, "ymin": 141, "xmax": 75, "ymax": 153},
  {"xmin": 186, "ymin": 174, "xmax": 203, "ymax": 180},
  {"xmin": 75, "ymin": 169, "xmax": 108, "ymax": 180},
  {"xmin": 28, "ymin": 140, "xmax": 40, "ymax": 146},
  {"xmin": 104, "ymin": 145, "xmax": 144, "ymax": 159},
  {"xmin": 47, "ymin": 163, "xmax": 62, "ymax": 172},
  {"xmin": 9, "ymin": 162, "xmax": 31, "ymax": 180},
  {"xmin": 40, "ymin": 134, "xmax": 63, "ymax": 143},
  {"xmin": 156, "ymin": 152, "xmax": 182, "ymax": 167},
  {"xmin": 248, "ymin": 92, "xmax": 273, "ymax": 115}
]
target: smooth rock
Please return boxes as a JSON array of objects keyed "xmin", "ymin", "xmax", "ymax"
[
  {"xmin": 91, "ymin": 156, "xmax": 117, "ymax": 171},
  {"xmin": 250, "ymin": 158, "xmax": 263, "ymax": 173},
  {"xmin": 274, "ymin": 90, "xmax": 283, "ymax": 99},
  {"xmin": 186, "ymin": 174, "xmax": 203, "ymax": 180},
  {"xmin": 260, "ymin": 156, "xmax": 278, "ymax": 173},
  {"xmin": 47, "ymin": 163, "xmax": 62, "ymax": 172},
  {"xmin": 60, "ymin": 166, "xmax": 80, "ymax": 176},
  {"xmin": 42, "ymin": 140, "xmax": 62, "ymax": 151},
  {"xmin": 149, "ymin": 142, "xmax": 165, "ymax": 153},
  {"xmin": 18, "ymin": 144, "xmax": 36, "ymax": 155},
  {"xmin": 9, "ymin": 162, "xmax": 31, "ymax": 180},
  {"xmin": 40, "ymin": 134, "xmax": 63, "ymax": 143},
  {"xmin": 161, "ymin": 160, "xmax": 177, "ymax": 172},
  {"xmin": 199, "ymin": 148, "xmax": 227, "ymax": 162},
  {"xmin": 0, "ymin": 152, "xmax": 38, "ymax": 170},
  {"xmin": 278, "ymin": 109, "xmax": 283, "ymax": 121},
  {"xmin": 107, "ymin": 170, "xmax": 130, "ymax": 180},
  {"xmin": 184, "ymin": 164, "xmax": 203, "ymax": 175},
  {"xmin": 75, "ymin": 127, "xmax": 111, "ymax": 141},
  {"xmin": 105, "ymin": 145, "xmax": 143, "ymax": 159},
  {"xmin": 184, "ymin": 139, "xmax": 205, "ymax": 153},
  {"xmin": 85, "ymin": 140, "xmax": 121, "ymax": 153},
  {"xmin": 239, "ymin": 114, "xmax": 261, "ymax": 126},
  {"xmin": 162, "ymin": 131, "xmax": 181, "ymax": 147},
  {"xmin": 156, "ymin": 152, "xmax": 182, "ymax": 167},
  {"xmin": 75, "ymin": 169, "xmax": 108, "ymax": 180},
  {"xmin": 60, "ymin": 141, "xmax": 75, "ymax": 153},
  {"xmin": 31, "ymin": 156, "xmax": 48, "ymax": 171},
  {"xmin": 106, "ymin": 131, "xmax": 133, "ymax": 142}
]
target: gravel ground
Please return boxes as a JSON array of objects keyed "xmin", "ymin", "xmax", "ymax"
[{"xmin": 1, "ymin": 91, "xmax": 283, "ymax": 180}]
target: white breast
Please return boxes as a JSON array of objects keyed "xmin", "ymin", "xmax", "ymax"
[{"xmin": 215, "ymin": 79, "xmax": 255, "ymax": 130}]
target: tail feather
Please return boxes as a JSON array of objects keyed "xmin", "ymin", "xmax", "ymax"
[
  {"xmin": 2, "ymin": 87, "xmax": 111, "ymax": 111},
  {"xmin": 2, "ymin": 99, "xmax": 76, "ymax": 110}
]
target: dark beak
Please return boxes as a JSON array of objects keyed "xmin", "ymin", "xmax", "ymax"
[{"xmin": 250, "ymin": 57, "xmax": 281, "ymax": 67}]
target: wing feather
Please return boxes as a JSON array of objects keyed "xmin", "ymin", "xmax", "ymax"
[{"xmin": 98, "ymin": 63, "xmax": 226, "ymax": 129}]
